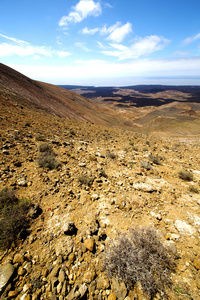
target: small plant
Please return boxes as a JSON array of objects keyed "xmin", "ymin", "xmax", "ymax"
[
  {"xmin": 104, "ymin": 226, "xmax": 176, "ymax": 299},
  {"xmin": 148, "ymin": 154, "xmax": 161, "ymax": 165},
  {"xmin": 140, "ymin": 161, "xmax": 151, "ymax": 171},
  {"xmin": 38, "ymin": 153, "xmax": 60, "ymax": 169},
  {"xmin": 39, "ymin": 143, "xmax": 53, "ymax": 153},
  {"xmin": 0, "ymin": 188, "xmax": 31, "ymax": 249},
  {"xmin": 37, "ymin": 143, "xmax": 60, "ymax": 169},
  {"xmin": 188, "ymin": 185, "xmax": 199, "ymax": 193},
  {"xmin": 0, "ymin": 188, "xmax": 18, "ymax": 210},
  {"xmin": 78, "ymin": 174, "xmax": 93, "ymax": 186},
  {"xmin": 132, "ymin": 146, "xmax": 138, "ymax": 151},
  {"xmin": 178, "ymin": 170, "xmax": 193, "ymax": 181},
  {"xmin": 99, "ymin": 169, "xmax": 107, "ymax": 178},
  {"xmin": 106, "ymin": 150, "xmax": 116, "ymax": 159},
  {"xmin": 35, "ymin": 134, "xmax": 47, "ymax": 142}
]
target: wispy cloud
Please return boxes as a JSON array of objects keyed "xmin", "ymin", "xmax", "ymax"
[
  {"xmin": 81, "ymin": 21, "xmax": 132, "ymax": 43},
  {"xmin": 0, "ymin": 34, "xmax": 70, "ymax": 58},
  {"xmin": 0, "ymin": 33, "xmax": 29, "ymax": 45},
  {"xmin": 183, "ymin": 33, "xmax": 200, "ymax": 45},
  {"xmin": 106, "ymin": 22, "xmax": 132, "ymax": 43},
  {"xmin": 57, "ymin": 51, "xmax": 71, "ymax": 58},
  {"xmin": 102, "ymin": 35, "xmax": 170, "ymax": 60},
  {"xmin": 59, "ymin": 0, "xmax": 102, "ymax": 27},
  {"xmin": 174, "ymin": 51, "xmax": 190, "ymax": 56},
  {"xmin": 81, "ymin": 27, "xmax": 99, "ymax": 34},
  {"xmin": 75, "ymin": 42, "xmax": 90, "ymax": 52}
]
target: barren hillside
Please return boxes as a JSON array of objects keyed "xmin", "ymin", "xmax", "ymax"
[{"xmin": 0, "ymin": 64, "xmax": 200, "ymax": 299}]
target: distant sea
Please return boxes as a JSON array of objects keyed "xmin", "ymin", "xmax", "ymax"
[{"xmin": 108, "ymin": 77, "xmax": 200, "ymax": 87}]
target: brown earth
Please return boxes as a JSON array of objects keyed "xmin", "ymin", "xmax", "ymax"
[{"xmin": 0, "ymin": 64, "xmax": 200, "ymax": 299}]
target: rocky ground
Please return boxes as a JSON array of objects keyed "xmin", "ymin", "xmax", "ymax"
[{"xmin": 0, "ymin": 101, "xmax": 200, "ymax": 299}]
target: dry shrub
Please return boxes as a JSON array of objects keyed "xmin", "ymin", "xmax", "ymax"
[
  {"xmin": 78, "ymin": 174, "xmax": 93, "ymax": 186},
  {"xmin": 0, "ymin": 188, "xmax": 31, "ymax": 249},
  {"xmin": 148, "ymin": 154, "xmax": 161, "ymax": 165},
  {"xmin": 178, "ymin": 170, "xmax": 193, "ymax": 181},
  {"xmin": 38, "ymin": 153, "xmax": 60, "ymax": 169},
  {"xmin": 37, "ymin": 143, "xmax": 60, "ymax": 169},
  {"xmin": 39, "ymin": 143, "xmax": 54, "ymax": 153},
  {"xmin": 104, "ymin": 227, "xmax": 176, "ymax": 299},
  {"xmin": 106, "ymin": 150, "xmax": 116, "ymax": 159}
]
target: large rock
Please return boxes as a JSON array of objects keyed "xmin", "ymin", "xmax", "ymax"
[
  {"xmin": 0, "ymin": 263, "xmax": 15, "ymax": 294},
  {"xmin": 67, "ymin": 283, "xmax": 87, "ymax": 300},
  {"xmin": 84, "ymin": 238, "xmax": 95, "ymax": 252},
  {"xmin": 111, "ymin": 277, "xmax": 127, "ymax": 299},
  {"xmin": 133, "ymin": 183, "xmax": 157, "ymax": 192},
  {"xmin": 174, "ymin": 220, "xmax": 196, "ymax": 235}
]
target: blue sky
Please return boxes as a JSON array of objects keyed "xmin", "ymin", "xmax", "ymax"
[{"xmin": 0, "ymin": 0, "xmax": 200, "ymax": 86}]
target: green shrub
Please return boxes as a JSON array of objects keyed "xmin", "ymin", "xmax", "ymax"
[
  {"xmin": 178, "ymin": 170, "xmax": 193, "ymax": 181},
  {"xmin": 104, "ymin": 227, "xmax": 175, "ymax": 298},
  {"xmin": 0, "ymin": 188, "xmax": 31, "ymax": 249}
]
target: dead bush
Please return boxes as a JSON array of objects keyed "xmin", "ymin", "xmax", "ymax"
[
  {"xmin": 0, "ymin": 188, "xmax": 31, "ymax": 249},
  {"xmin": 178, "ymin": 170, "xmax": 193, "ymax": 181},
  {"xmin": 104, "ymin": 227, "xmax": 176, "ymax": 299},
  {"xmin": 37, "ymin": 143, "xmax": 60, "ymax": 169},
  {"xmin": 38, "ymin": 153, "xmax": 60, "ymax": 169},
  {"xmin": 78, "ymin": 174, "xmax": 94, "ymax": 186}
]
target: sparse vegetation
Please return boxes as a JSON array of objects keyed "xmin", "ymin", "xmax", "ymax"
[
  {"xmin": 104, "ymin": 227, "xmax": 176, "ymax": 298},
  {"xmin": 99, "ymin": 169, "xmax": 107, "ymax": 178},
  {"xmin": 78, "ymin": 174, "xmax": 94, "ymax": 186},
  {"xmin": 178, "ymin": 170, "xmax": 193, "ymax": 181},
  {"xmin": 106, "ymin": 150, "xmax": 116, "ymax": 159},
  {"xmin": 140, "ymin": 161, "xmax": 151, "ymax": 170},
  {"xmin": 188, "ymin": 185, "xmax": 199, "ymax": 193},
  {"xmin": 38, "ymin": 143, "xmax": 60, "ymax": 169},
  {"xmin": 35, "ymin": 134, "xmax": 47, "ymax": 141},
  {"xmin": 38, "ymin": 153, "xmax": 60, "ymax": 169},
  {"xmin": 148, "ymin": 154, "xmax": 161, "ymax": 165},
  {"xmin": 39, "ymin": 143, "xmax": 54, "ymax": 153},
  {"xmin": 0, "ymin": 188, "xmax": 31, "ymax": 249}
]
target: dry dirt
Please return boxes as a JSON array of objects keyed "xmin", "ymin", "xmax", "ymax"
[{"xmin": 0, "ymin": 94, "xmax": 200, "ymax": 300}]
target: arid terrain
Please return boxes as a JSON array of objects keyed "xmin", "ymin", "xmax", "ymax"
[{"xmin": 0, "ymin": 64, "xmax": 200, "ymax": 299}]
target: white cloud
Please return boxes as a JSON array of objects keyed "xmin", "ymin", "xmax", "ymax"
[
  {"xmin": 0, "ymin": 34, "xmax": 70, "ymax": 58},
  {"xmin": 9, "ymin": 56, "xmax": 200, "ymax": 85},
  {"xmin": 106, "ymin": 22, "xmax": 132, "ymax": 43},
  {"xmin": 59, "ymin": 0, "xmax": 102, "ymax": 27},
  {"xmin": 0, "ymin": 43, "xmax": 52, "ymax": 57},
  {"xmin": 102, "ymin": 35, "xmax": 170, "ymax": 60},
  {"xmin": 0, "ymin": 33, "xmax": 29, "ymax": 45},
  {"xmin": 56, "ymin": 51, "xmax": 71, "ymax": 58},
  {"xmin": 75, "ymin": 42, "xmax": 90, "ymax": 52},
  {"xmin": 81, "ymin": 22, "xmax": 132, "ymax": 42},
  {"xmin": 183, "ymin": 33, "xmax": 200, "ymax": 45},
  {"xmin": 81, "ymin": 27, "xmax": 99, "ymax": 34}
]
